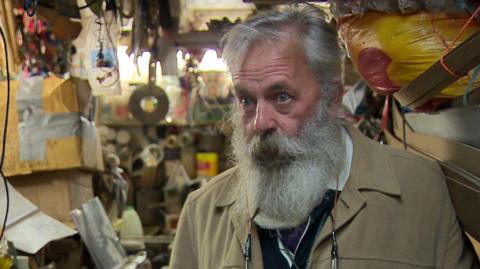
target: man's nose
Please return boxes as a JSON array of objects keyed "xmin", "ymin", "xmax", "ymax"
[{"xmin": 254, "ymin": 101, "xmax": 276, "ymax": 134}]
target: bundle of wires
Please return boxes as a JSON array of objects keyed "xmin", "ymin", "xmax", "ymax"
[{"xmin": 0, "ymin": 23, "xmax": 11, "ymax": 242}]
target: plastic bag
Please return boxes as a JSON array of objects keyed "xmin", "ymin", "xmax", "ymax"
[
  {"xmin": 70, "ymin": 7, "xmax": 121, "ymax": 95},
  {"xmin": 329, "ymin": 0, "xmax": 479, "ymax": 18},
  {"xmin": 338, "ymin": 12, "xmax": 480, "ymax": 96}
]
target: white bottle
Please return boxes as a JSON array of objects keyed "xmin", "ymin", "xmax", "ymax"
[
  {"xmin": 16, "ymin": 256, "xmax": 30, "ymax": 269},
  {"xmin": 120, "ymin": 206, "xmax": 144, "ymax": 238}
]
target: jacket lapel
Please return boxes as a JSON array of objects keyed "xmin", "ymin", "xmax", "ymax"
[
  {"xmin": 222, "ymin": 182, "xmax": 264, "ymax": 269},
  {"xmin": 314, "ymin": 182, "xmax": 366, "ymax": 244},
  {"xmin": 311, "ymin": 124, "xmax": 402, "ymax": 252}
]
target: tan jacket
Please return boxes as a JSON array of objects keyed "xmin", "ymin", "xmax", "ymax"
[{"xmin": 170, "ymin": 126, "xmax": 479, "ymax": 269}]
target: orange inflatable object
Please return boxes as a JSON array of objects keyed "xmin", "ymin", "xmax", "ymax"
[{"xmin": 338, "ymin": 12, "xmax": 480, "ymax": 96}]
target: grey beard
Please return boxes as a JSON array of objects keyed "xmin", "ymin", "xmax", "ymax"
[{"xmin": 231, "ymin": 102, "xmax": 345, "ymax": 229}]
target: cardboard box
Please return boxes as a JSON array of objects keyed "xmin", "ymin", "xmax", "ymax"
[
  {"xmin": 1, "ymin": 181, "xmax": 77, "ymax": 254},
  {"xmin": 391, "ymin": 101, "xmax": 480, "ymax": 177},
  {"xmin": 0, "ymin": 77, "xmax": 104, "ymax": 177},
  {"xmin": 405, "ymin": 106, "xmax": 480, "ymax": 149},
  {"xmin": 9, "ymin": 169, "xmax": 94, "ymax": 223}
]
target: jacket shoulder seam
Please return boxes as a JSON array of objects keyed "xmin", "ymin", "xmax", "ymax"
[
  {"xmin": 187, "ymin": 167, "xmax": 237, "ymax": 203},
  {"xmin": 387, "ymin": 151, "xmax": 443, "ymax": 177}
]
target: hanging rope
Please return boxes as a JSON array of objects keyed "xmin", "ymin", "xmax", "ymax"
[{"xmin": 439, "ymin": 5, "xmax": 480, "ymax": 78}]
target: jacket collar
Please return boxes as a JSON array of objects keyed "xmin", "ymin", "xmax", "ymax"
[
  {"xmin": 344, "ymin": 124, "xmax": 401, "ymax": 196},
  {"xmin": 216, "ymin": 124, "xmax": 401, "ymax": 268},
  {"xmin": 312, "ymin": 124, "xmax": 402, "ymax": 250},
  {"xmin": 214, "ymin": 167, "xmax": 239, "ymax": 207}
]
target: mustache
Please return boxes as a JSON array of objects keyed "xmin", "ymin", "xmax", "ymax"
[
  {"xmin": 229, "ymin": 98, "xmax": 339, "ymax": 171},
  {"xmin": 246, "ymin": 131, "xmax": 309, "ymax": 169}
]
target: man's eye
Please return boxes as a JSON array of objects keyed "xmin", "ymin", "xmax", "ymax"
[
  {"xmin": 277, "ymin": 92, "xmax": 292, "ymax": 103},
  {"xmin": 240, "ymin": 96, "xmax": 255, "ymax": 106}
]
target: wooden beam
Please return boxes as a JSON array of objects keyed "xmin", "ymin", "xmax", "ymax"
[
  {"xmin": 173, "ymin": 31, "xmax": 222, "ymax": 49},
  {"xmin": 394, "ymin": 30, "xmax": 480, "ymax": 108}
]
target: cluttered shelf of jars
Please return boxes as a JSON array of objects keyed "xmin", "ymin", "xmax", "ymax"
[
  {"xmin": 1, "ymin": 14, "xmax": 237, "ymax": 267},
  {"xmin": 0, "ymin": 0, "xmax": 249, "ymax": 265},
  {"xmin": 95, "ymin": 49, "xmax": 236, "ymax": 246}
]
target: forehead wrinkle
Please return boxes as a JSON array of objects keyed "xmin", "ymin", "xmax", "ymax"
[
  {"xmin": 233, "ymin": 62, "xmax": 293, "ymax": 82},
  {"xmin": 241, "ymin": 61, "xmax": 292, "ymax": 74},
  {"xmin": 234, "ymin": 69, "xmax": 293, "ymax": 82},
  {"xmin": 235, "ymin": 69, "xmax": 290, "ymax": 78},
  {"xmin": 242, "ymin": 56, "xmax": 292, "ymax": 68}
]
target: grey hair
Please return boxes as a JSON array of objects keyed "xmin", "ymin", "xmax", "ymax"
[{"xmin": 221, "ymin": 4, "xmax": 342, "ymax": 106}]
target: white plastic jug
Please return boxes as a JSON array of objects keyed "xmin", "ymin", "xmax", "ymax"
[{"xmin": 120, "ymin": 206, "xmax": 144, "ymax": 238}]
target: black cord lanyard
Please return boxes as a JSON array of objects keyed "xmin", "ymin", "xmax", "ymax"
[
  {"xmin": 243, "ymin": 224, "xmax": 339, "ymax": 269},
  {"xmin": 244, "ymin": 214, "xmax": 339, "ymax": 269},
  {"xmin": 244, "ymin": 218, "xmax": 254, "ymax": 269},
  {"xmin": 330, "ymin": 213, "xmax": 338, "ymax": 269},
  {"xmin": 244, "ymin": 178, "xmax": 341, "ymax": 269},
  {"xmin": 244, "ymin": 232, "xmax": 252, "ymax": 269}
]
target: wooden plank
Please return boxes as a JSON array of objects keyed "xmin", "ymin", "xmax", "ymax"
[
  {"xmin": 173, "ymin": 31, "xmax": 222, "ymax": 49},
  {"xmin": 391, "ymin": 101, "xmax": 480, "ymax": 178},
  {"xmin": 394, "ymin": 30, "xmax": 480, "ymax": 108},
  {"xmin": 120, "ymin": 235, "xmax": 175, "ymax": 244}
]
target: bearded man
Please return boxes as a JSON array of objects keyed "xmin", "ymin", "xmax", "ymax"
[{"xmin": 169, "ymin": 5, "xmax": 479, "ymax": 269}]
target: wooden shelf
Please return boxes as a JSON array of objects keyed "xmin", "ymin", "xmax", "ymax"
[{"xmin": 99, "ymin": 120, "xmax": 187, "ymax": 127}]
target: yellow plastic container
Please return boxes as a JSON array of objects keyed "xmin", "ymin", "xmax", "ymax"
[
  {"xmin": 0, "ymin": 256, "xmax": 13, "ymax": 269},
  {"xmin": 196, "ymin": 153, "xmax": 218, "ymax": 177}
]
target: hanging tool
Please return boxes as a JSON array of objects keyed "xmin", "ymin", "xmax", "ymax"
[{"xmin": 128, "ymin": 57, "xmax": 169, "ymax": 125}]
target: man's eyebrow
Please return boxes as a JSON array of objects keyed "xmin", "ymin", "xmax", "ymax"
[
  {"xmin": 267, "ymin": 83, "xmax": 287, "ymax": 92},
  {"xmin": 234, "ymin": 85, "xmax": 249, "ymax": 95}
]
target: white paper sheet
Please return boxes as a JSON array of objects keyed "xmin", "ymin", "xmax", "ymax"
[
  {"xmin": 0, "ymin": 180, "xmax": 76, "ymax": 254},
  {"xmin": 0, "ymin": 182, "xmax": 37, "ymax": 226},
  {"xmin": 5, "ymin": 211, "xmax": 77, "ymax": 253}
]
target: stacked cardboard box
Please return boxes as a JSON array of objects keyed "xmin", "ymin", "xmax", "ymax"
[
  {"xmin": 9, "ymin": 169, "xmax": 94, "ymax": 224},
  {"xmin": 0, "ymin": 77, "xmax": 103, "ymax": 176}
]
